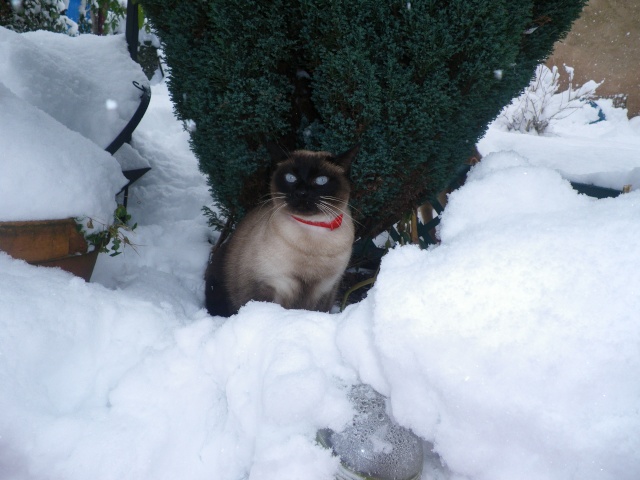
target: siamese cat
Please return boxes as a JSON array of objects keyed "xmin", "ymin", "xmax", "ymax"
[{"xmin": 205, "ymin": 146, "xmax": 359, "ymax": 317}]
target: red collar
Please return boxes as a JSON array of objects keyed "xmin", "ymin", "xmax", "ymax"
[{"xmin": 291, "ymin": 214, "xmax": 343, "ymax": 231}]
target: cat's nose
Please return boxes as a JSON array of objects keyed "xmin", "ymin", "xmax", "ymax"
[
  {"xmin": 290, "ymin": 189, "xmax": 316, "ymax": 212},
  {"xmin": 293, "ymin": 189, "xmax": 308, "ymax": 199}
]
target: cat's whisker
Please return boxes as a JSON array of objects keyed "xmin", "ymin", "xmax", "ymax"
[
  {"xmin": 318, "ymin": 202, "xmax": 345, "ymax": 217},
  {"xmin": 318, "ymin": 202, "xmax": 364, "ymax": 229},
  {"xmin": 321, "ymin": 201, "xmax": 365, "ymax": 229},
  {"xmin": 256, "ymin": 198, "xmax": 273, "ymax": 209},
  {"xmin": 256, "ymin": 208, "xmax": 274, "ymax": 225},
  {"xmin": 320, "ymin": 194, "xmax": 357, "ymax": 208},
  {"xmin": 319, "ymin": 194, "xmax": 351, "ymax": 202},
  {"xmin": 321, "ymin": 196, "xmax": 364, "ymax": 217},
  {"xmin": 256, "ymin": 202, "xmax": 282, "ymax": 225},
  {"xmin": 267, "ymin": 202, "xmax": 288, "ymax": 226},
  {"xmin": 256, "ymin": 200, "xmax": 274, "ymax": 210},
  {"xmin": 347, "ymin": 202, "xmax": 364, "ymax": 216},
  {"xmin": 318, "ymin": 204, "xmax": 335, "ymax": 219},
  {"xmin": 318, "ymin": 196, "xmax": 347, "ymax": 207},
  {"xmin": 254, "ymin": 193, "xmax": 290, "ymax": 225},
  {"xmin": 318, "ymin": 201, "xmax": 342, "ymax": 219},
  {"xmin": 264, "ymin": 193, "xmax": 286, "ymax": 202},
  {"xmin": 255, "ymin": 199, "xmax": 282, "ymax": 220},
  {"xmin": 319, "ymin": 199, "xmax": 351, "ymax": 217},
  {"xmin": 256, "ymin": 193, "xmax": 288, "ymax": 212}
]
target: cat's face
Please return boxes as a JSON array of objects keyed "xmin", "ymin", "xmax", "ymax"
[{"xmin": 271, "ymin": 149, "xmax": 356, "ymax": 217}]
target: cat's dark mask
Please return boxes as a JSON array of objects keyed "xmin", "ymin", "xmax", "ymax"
[{"xmin": 271, "ymin": 146, "xmax": 359, "ymax": 215}]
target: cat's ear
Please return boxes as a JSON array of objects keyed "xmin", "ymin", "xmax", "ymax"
[{"xmin": 332, "ymin": 144, "xmax": 360, "ymax": 171}]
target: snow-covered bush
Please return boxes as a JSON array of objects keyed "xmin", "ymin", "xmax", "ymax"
[
  {"xmin": 0, "ymin": 0, "xmax": 127, "ymax": 36},
  {"xmin": 0, "ymin": 0, "xmax": 73, "ymax": 33},
  {"xmin": 497, "ymin": 64, "xmax": 601, "ymax": 134}
]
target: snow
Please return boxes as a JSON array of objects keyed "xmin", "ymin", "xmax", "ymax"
[
  {"xmin": 374, "ymin": 172, "xmax": 640, "ymax": 479},
  {"xmin": 0, "ymin": 82, "xmax": 125, "ymax": 222},
  {"xmin": 1, "ymin": 30, "xmax": 640, "ymax": 480},
  {"xmin": 480, "ymin": 98, "xmax": 640, "ymax": 191},
  {"xmin": 0, "ymin": 27, "xmax": 147, "ymax": 149},
  {"xmin": 0, "ymin": 25, "xmax": 151, "ymax": 223}
]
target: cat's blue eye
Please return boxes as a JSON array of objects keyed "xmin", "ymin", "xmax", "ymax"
[
  {"xmin": 315, "ymin": 176, "xmax": 329, "ymax": 186},
  {"xmin": 285, "ymin": 173, "xmax": 297, "ymax": 183}
]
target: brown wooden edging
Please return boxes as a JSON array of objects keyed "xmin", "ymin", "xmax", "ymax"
[{"xmin": 0, "ymin": 218, "xmax": 98, "ymax": 281}]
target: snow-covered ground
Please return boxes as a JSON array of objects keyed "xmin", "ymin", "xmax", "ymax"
[{"xmin": 1, "ymin": 30, "xmax": 640, "ymax": 480}]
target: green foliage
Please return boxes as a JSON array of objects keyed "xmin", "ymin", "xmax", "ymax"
[
  {"xmin": 78, "ymin": 204, "xmax": 138, "ymax": 257},
  {"xmin": 77, "ymin": 0, "xmax": 127, "ymax": 35},
  {"xmin": 141, "ymin": 0, "xmax": 293, "ymax": 223},
  {"xmin": 141, "ymin": 0, "xmax": 587, "ymax": 240}
]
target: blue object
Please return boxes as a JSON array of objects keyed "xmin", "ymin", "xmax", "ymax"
[
  {"xmin": 588, "ymin": 101, "xmax": 606, "ymax": 124},
  {"xmin": 66, "ymin": 0, "xmax": 83, "ymax": 22}
]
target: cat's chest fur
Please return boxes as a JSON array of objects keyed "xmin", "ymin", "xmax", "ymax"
[
  {"xmin": 229, "ymin": 207, "xmax": 354, "ymax": 310},
  {"xmin": 267, "ymin": 212, "xmax": 351, "ymax": 277}
]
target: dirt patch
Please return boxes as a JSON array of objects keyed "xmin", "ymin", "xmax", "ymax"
[{"xmin": 547, "ymin": 0, "xmax": 640, "ymax": 117}]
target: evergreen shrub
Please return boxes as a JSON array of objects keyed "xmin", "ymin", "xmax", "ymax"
[{"xmin": 141, "ymin": 0, "xmax": 587, "ymax": 239}]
